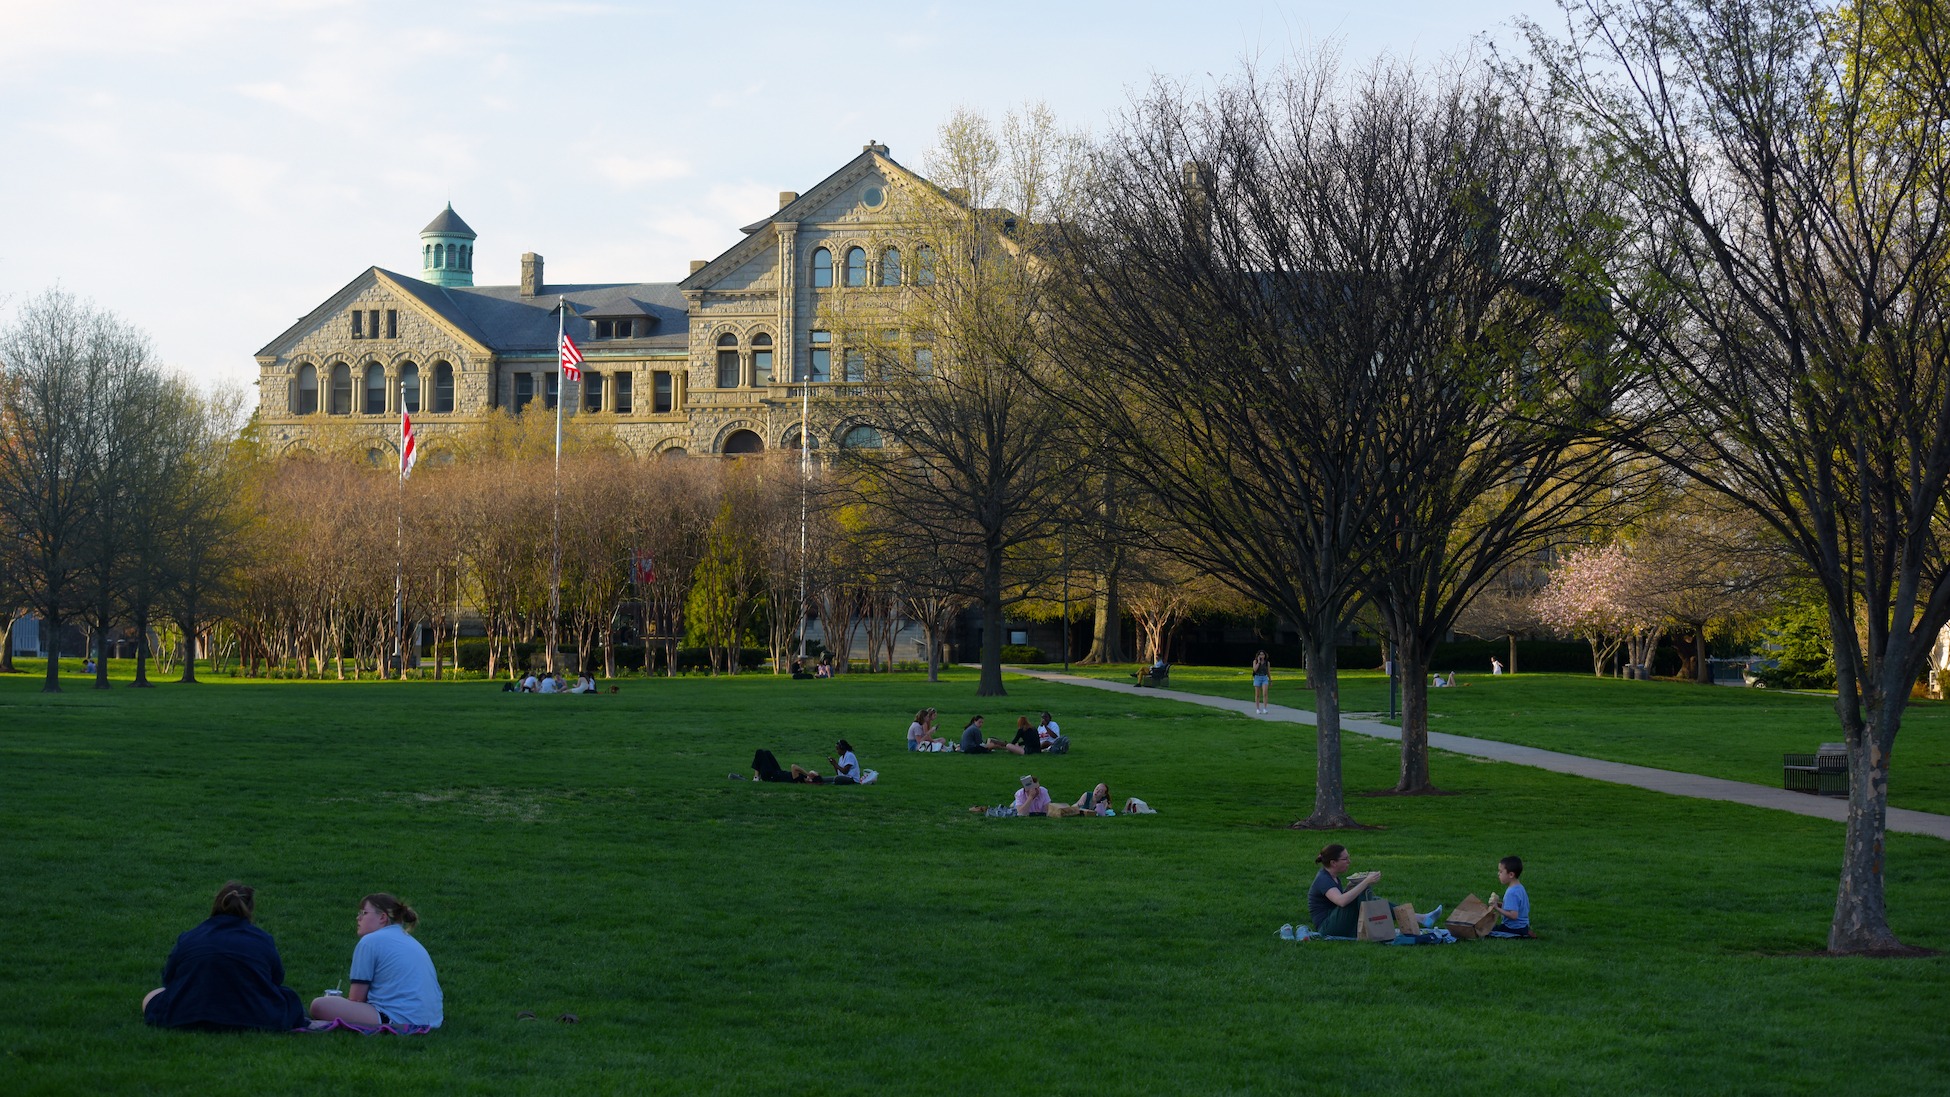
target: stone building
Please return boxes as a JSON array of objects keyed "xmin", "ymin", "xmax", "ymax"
[{"xmin": 254, "ymin": 143, "xmax": 935, "ymax": 461}]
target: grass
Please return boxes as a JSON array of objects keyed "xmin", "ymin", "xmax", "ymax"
[
  {"xmin": 1069, "ymin": 662, "xmax": 1950, "ymax": 815},
  {"xmin": 2, "ymin": 661, "xmax": 1948, "ymax": 1095}
]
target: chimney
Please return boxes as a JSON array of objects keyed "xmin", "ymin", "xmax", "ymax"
[
  {"xmin": 778, "ymin": 191, "xmax": 799, "ymax": 209},
  {"xmin": 863, "ymin": 140, "xmax": 889, "ymax": 155},
  {"xmin": 520, "ymin": 252, "xmax": 544, "ymax": 297},
  {"xmin": 690, "ymin": 260, "xmax": 709, "ymax": 274}
]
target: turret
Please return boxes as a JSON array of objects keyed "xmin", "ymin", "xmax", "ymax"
[{"xmin": 419, "ymin": 203, "xmax": 477, "ymax": 287}]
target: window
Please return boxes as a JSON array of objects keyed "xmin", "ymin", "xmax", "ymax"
[
  {"xmin": 916, "ymin": 245, "xmax": 936, "ymax": 285},
  {"xmin": 434, "ymin": 243, "xmax": 445, "ymax": 268},
  {"xmin": 363, "ymin": 364, "xmax": 386, "ymax": 414},
  {"xmin": 914, "ymin": 347, "xmax": 933, "ymax": 377},
  {"xmin": 386, "ymin": 310, "xmax": 398, "ymax": 339},
  {"xmin": 806, "ymin": 331, "xmax": 831, "ymax": 382},
  {"xmin": 615, "ymin": 371, "xmax": 634, "ymax": 414},
  {"xmin": 845, "ymin": 246, "xmax": 867, "ymax": 286},
  {"xmin": 596, "ymin": 319, "xmax": 635, "ymax": 339},
  {"xmin": 785, "ymin": 425, "xmax": 819, "ymax": 451},
  {"xmin": 295, "ymin": 364, "xmax": 319, "ymax": 414},
  {"xmin": 652, "ymin": 372, "xmax": 672, "ymax": 414},
  {"xmin": 369, "ymin": 310, "xmax": 381, "ymax": 339},
  {"xmin": 423, "ymin": 244, "xmax": 431, "ymax": 265},
  {"xmin": 583, "ymin": 371, "xmax": 603, "ymax": 412},
  {"xmin": 433, "ymin": 362, "xmax": 454, "ymax": 413},
  {"xmin": 716, "ymin": 332, "xmax": 740, "ymax": 388},
  {"xmin": 881, "ymin": 247, "xmax": 901, "ymax": 285},
  {"xmin": 723, "ymin": 429, "xmax": 764, "ymax": 455},
  {"xmin": 400, "ymin": 363, "xmax": 420, "ymax": 413},
  {"xmin": 514, "ymin": 372, "xmax": 535, "ymax": 411},
  {"xmin": 329, "ymin": 363, "xmax": 352, "ymax": 415},
  {"xmin": 811, "ymin": 247, "xmax": 833, "ymax": 288},
  {"xmin": 545, "ymin": 371, "xmax": 559, "ymax": 410},
  {"xmin": 351, "ymin": 311, "xmax": 364, "ymax": 339},
  {"xmin": 752, "ymin": 333, "xmax": 773, "ymax": 386},
  {"xmin": 844, "ymin": 348, "xmax": 865, "ymax": 383},
  {"xmin": 841, "ymin": 425, "xmax": 883, "ymax": 449}
]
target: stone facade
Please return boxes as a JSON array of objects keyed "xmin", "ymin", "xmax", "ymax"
[{"xmin": 254, "ymin": 144, "xmax": 935, "ymax": 462}]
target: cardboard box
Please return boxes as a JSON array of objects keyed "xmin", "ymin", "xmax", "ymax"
[{"xmin": 1445, "ymin": 893, "xmax": 1498, "ymax": 940}]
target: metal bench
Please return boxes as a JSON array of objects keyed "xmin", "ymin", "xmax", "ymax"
[{"xmin": 1782, "ymin": 742, "xmax": 1849, "ymax": 797}]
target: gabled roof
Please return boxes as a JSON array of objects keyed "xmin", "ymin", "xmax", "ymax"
[
  {"xmin": 679, "ymin": 145, "xmax": 963, "ymax": 292},
  {"xmin": 421, "ymin": 204, "xmax": 477, "ymax": 238},
  {"xmin": 255, "ymin": 269, "xmax": 690, "ymax": 360}
]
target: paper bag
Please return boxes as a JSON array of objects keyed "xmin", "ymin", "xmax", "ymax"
[
  {"xmin": 1357, "ymin": 898, "xmax": 1398, "ymax": 942},
  {"xmin": 1444, "ymin": 893, "xmax": 1498, "ymax": 940},
  {"xmin": 1392, "ymin": 903, "xmax": 1422, "ymax": 934}
]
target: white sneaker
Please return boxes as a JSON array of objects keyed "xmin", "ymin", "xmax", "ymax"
[{"xmin": 1278, "ymin": 924, "xmax": 1296, "ymax": 940}]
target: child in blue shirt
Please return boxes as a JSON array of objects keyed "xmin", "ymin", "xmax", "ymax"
[{"xmin": 1490, "ymin": 855, "xmax": 1534, "ymax": 938}]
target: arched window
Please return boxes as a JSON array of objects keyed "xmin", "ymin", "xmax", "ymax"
[
  {"xmin": 717, "ymin": 332, "xmax": 741, "ymax": 388},
  {"xmin": 880, "ymin": 247, "xmax": 902, "ymax": 286},
  {"xmin": 811, "ymin": 247, "xmax": 832, "ymax": 288},
  {"xmin": 329, "ymin": 363, "xmax": 352, "ymax": 415},
  {"xmin": 915, "ymin": 245, "xmax": 936, "ymax": 285},
  {"xmin": 722, "ymin": 429, "xmax": 764, "ymax": 455},
  {"xmin": 363, "ymin": 363, "xmax": 386, "ymax": 414},
  {"xmin": 400, "ymin": 362, "xmax": 421, "ymax": 413},
  {"xmin": 434, "ymin": 243, "xmax": 445, "ymax": 269},
  {"xmin": 433, "ymin": 361, "xmax": 455, "ymax": 413},
  {"xmin": 784, "ymin": 425, "xmax": 820, "ymax": 451},
  {"xmin": 422, "ymin": 244, "xmax": 431, "ymax": 266},
  {"xmin": 462, "ymin": 245, "xmax": 471, "ymax": 270},
  {"xmin": 295, "ymin": 364, "xmax": 319, "ymax": 414},
  {"xmin": 841, "ymin": 425, "xmax": 883, "ymax": 449},
  {"xmin": 845, "ymin": 246, "xmax": 867, "ymax": 286},
  {"xmin": 751, "ymin": 332, "xmax": 773, "ymax": 386}
]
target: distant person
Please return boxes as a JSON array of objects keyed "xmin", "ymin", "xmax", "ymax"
[
  {"xmin": 1491, "ymin": 657, "xmax": 1504, "ymax": 676},
  {"xmin": 1036, "ymin": 711, "xmax": 1061, "ymax": 748},
  {"xmin": 1007, "ymin": 716, "xmax": 1040, "ymax": 755},
  {"xmin": 1307, "ymin": 844, "xmax": 1388, "ymax": 938},
  {"xmin": 960, "ymin": 715, "xmax": 1005, "ymax": 754},
  {"xmin": 816, "ymin": 654, "xmax": 834, "ymax": 678},
  {"xmin": 142, "ymin": 882, "xmax": 305, "ymax": 1032},
  {"xmin": 791, "ymin": 659, "xmax": 814, "ymax": 680},
  {"xmin": 1014, "ymin": 774, "xmax": 1051, "ymax": 815},
  {"xmin": 309, "ymin": 893, "xmax": 443, "ymax": 1029},
  {"xmin": 1073, "ymin": 782, "xmax": 1113, "ymax": 815},
  {"xmin": 538, "ymin": 672, "xmax": 560, "ymax": 694},
  {"xmin": 749, "ymin": 748, "xmax": 821, "ymax": 783},
  {"xmin": 520, "ymin": 672, "xmax": 539, "ymax": 693},
  {"xmin": 84, "ymin": 657, "xmax": 97, "ymax": 675},
  {"xmin": 828, "ymin": 739, "xmax": 862, "ymax": 784},
  {"xmin": 1489, "ymin": 856, "xmax": 1533, "ymax": 938},
  {"xmin": 909, "ymin": 708, "xmax": 947, "ymax": 751},
  {"xmin": 1252, "ymin": 650, "xmax": 1272, "ymax": 713},
  {"xmin": 572, "ymin": 673, "xmax": 597, "ymax": 694}
]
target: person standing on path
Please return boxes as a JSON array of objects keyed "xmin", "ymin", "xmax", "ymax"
[{"xmin": 1251, "ymin": 650, "xmax": 1271, "ymax": 714}]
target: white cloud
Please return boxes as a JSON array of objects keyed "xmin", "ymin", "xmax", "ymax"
[{"xmin": 591, "ymin": 154, "xmax": 693, "ymax": 188}]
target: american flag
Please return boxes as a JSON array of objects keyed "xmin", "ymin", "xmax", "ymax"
[
  {"xmin": 559, "ymin": 331, "xmax": 584, "ymax": 382},
  {"xmin": 400, "ymin": 408, "xmax": 417, "ymax": 479}
]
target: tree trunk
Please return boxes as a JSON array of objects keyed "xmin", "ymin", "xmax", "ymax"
[
  {"xmin": 1831, "ymin": 712, "xmax": 1904, "ymax": 951},
  {"xmin": 925, "ymin": 624, "xmax": 941, "ymax": 682},
  {"xmin": 130, "ymin": 604, "xmax": 154, "ymax": 687},
  {"xmin": 1507, "ymin": 632, "xmax": 1517, "ymax": 676},
  {"xmin": 94, "ymin": 610, "xmax": 113, "ymax": 689},
  {"xmin": 1300, "ymin": 631, "xmax": 1357, "ymax": 827},
  {"xmin": 0, "ymin": 617, "xmax": 15, "ymax": 673},
  {"xmin": 1082, "ymin": 573, "xmax": 1125, "ymax": 664},
  {"xmin": 1394, "ymin": 629, "xmax": 1436, "ymax": 793},
  {"xmin": 179, "ymin": 606, "xmax": 200, "ymax": 683},
  {"xmin": 1693, "ymin": 626, "xmax": 1712, "ymax": 685},
  {"xmin": 41, "ymin": 610, "xmax": 62, "ymax": 692},
  {"xmin": 978, "ymin": 547, "xmax": 1007, "ymax": 697}
]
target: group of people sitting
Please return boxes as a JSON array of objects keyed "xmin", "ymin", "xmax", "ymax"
[
  {"xmin": 922, "ymin": 711, "xmax": 1066, "ymax": 754},
  {"xmin": 142, "ymin": 882, "xmax": 443, "ymax": 1033},
  {"xmin": 789, "ymin": 654, "xmax": 836, "ymax": 680},
  {"xmin": 744, "ymin": 740, "xmax": 870, "ymax": 784},
  {"xmin": 1303, "ymin": 844, "xmax": 1533, "ymax": 940},
  {"xmin": 975, "ymin": 775, "xmax": 1144, "ymax": 817},
  {"xmin": 503, "ymin": 671, "xmax": 600, "ymax": 694}
]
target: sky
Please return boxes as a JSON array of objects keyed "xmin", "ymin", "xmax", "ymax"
[{"xmin": 0, "ymin": 0, "xmax": 1570, "ymax": 391}]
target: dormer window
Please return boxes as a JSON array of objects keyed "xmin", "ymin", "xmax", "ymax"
[{"xmin": 594, "ymin": 319, "xmax": 635, "ymax": 339}]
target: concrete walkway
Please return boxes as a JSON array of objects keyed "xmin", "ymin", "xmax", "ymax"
[{"xmin": 1007, "ymin": 667, "xmax": 1950, "ymax": 841}]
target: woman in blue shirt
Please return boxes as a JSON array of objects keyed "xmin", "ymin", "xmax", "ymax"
[
  {"xmin": 1306, "ymin": 844, "xmax": 1385, "ymax": 937},
  {"xmin": 308, "ymin": 892, "xmax": 443, "ymax": 1028}
]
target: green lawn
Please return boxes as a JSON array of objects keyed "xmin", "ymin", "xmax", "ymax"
[
  {"xmin": 1072, "ymin": 663, "xmax": 1950, "ymax": 815},
  {"xmin": 2, "ymin": 663, "xmax": 1946, "ymax": 1095}
]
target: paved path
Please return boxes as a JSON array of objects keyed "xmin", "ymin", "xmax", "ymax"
[{"xmin": 1007, "ymin": 667, "xmax": 1950, "ymax": 841}]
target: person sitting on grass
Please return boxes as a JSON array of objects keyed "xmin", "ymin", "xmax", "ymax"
[
  {"xmin": 520, "ymin": 672, "xmax": 539, "ymax": 693},
  {"xmin": 1073, "ymin": 782, "xmax": 1112, "ymax": 815},
  {"xmin": 828, "ymin": 740, "xmax": 862, "ymax": 784},
  {"xmin": 816, "ymin": 654, "xmax": 833, "ymax": 678},
  {"xmin": 308, "ymin": 893, "xmax": 443, "ymax": 1029},
  {"xmin": 748, "ymin": 749, "xmax": 822, "ymax": 783},
  {"xmin": 908, "ymin": 708, "xmax": 947, "ymax": 751},
  {"xmin": 1006, "ymin": 716, "xmax": 1040, "ymax": 755},
  {"xmin": 1307, "ymin": 844, "xmax": 1389, "ymax": 938},
  {"xmin": 973, "ymin": 774, "xmax": 1050, "ymax": 817},
  {"xmin": 142, "ymin": 881, "xmax": 306, "ymax": 1032},
  {"xmin": 1036, "ymin": 711, "xmax": 1061, "ymax": 749},
  {"xmin": 960, "ymin": 715, "xmax": 1005, "ymax": 754},
  {"xmin": 1489, "ymin": 856, "xmax": 1534, "ymax": 938}
]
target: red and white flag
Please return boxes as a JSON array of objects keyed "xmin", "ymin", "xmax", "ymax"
[
  {"xmin": 400, "ymin": 408, "xmax": 418, "ymax": 480},
  {"xmin": 559, "ymin": 331, "xmax": 584, "ymax": 382}
]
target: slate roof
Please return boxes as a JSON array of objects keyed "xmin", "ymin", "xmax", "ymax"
[
  {"xmin": 382, "ymin": 272, "xmax": 690, "ymax": 353},
  {"xmin": 420, "ymin": 204, "xmax": 477, "ymax": 237}
]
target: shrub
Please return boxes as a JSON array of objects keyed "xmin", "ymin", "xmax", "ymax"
[{"xmin": 1000, "ymin": 644, "xmax": 1046, "ymax": 664}]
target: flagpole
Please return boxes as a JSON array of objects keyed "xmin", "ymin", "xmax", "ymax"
[
  {"xmin": 394, "ymin": 379, "xmax": 405, "ymax": 681},
  {"xmin": 549, "ymin": 296, "xmax": 565, "ymax": 676}
]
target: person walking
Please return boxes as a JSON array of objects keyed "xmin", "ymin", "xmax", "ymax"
[{"xmin": 1251, "ymin": 650, "xmax": 1272, "ymax": 714}]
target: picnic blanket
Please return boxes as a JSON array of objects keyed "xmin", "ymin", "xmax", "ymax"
[{"xmin": 299, "ymin": 1018, "xmax": 437, "ymax": 1036}]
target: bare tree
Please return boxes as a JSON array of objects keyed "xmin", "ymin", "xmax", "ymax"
[{"xmin": 1524, "ymin": 0, "xmax": 1950, "ymax": 950}]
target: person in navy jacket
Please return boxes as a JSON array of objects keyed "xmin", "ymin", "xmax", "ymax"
[{"xmin": 142, "ymin": 881, "xmax": 305, "ymax": 1031}]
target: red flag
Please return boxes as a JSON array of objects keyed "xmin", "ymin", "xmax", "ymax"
[
  {"xmin": 559, "ymin": 331, "xmax": 584, "ymax": 382},
  {"xmin": 631, "ymin": 551, "xmax": 656, "ymax": 586},
  {"xmin": 400, "ymin": 408, "xmax": 417, "ymax": 479}
]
